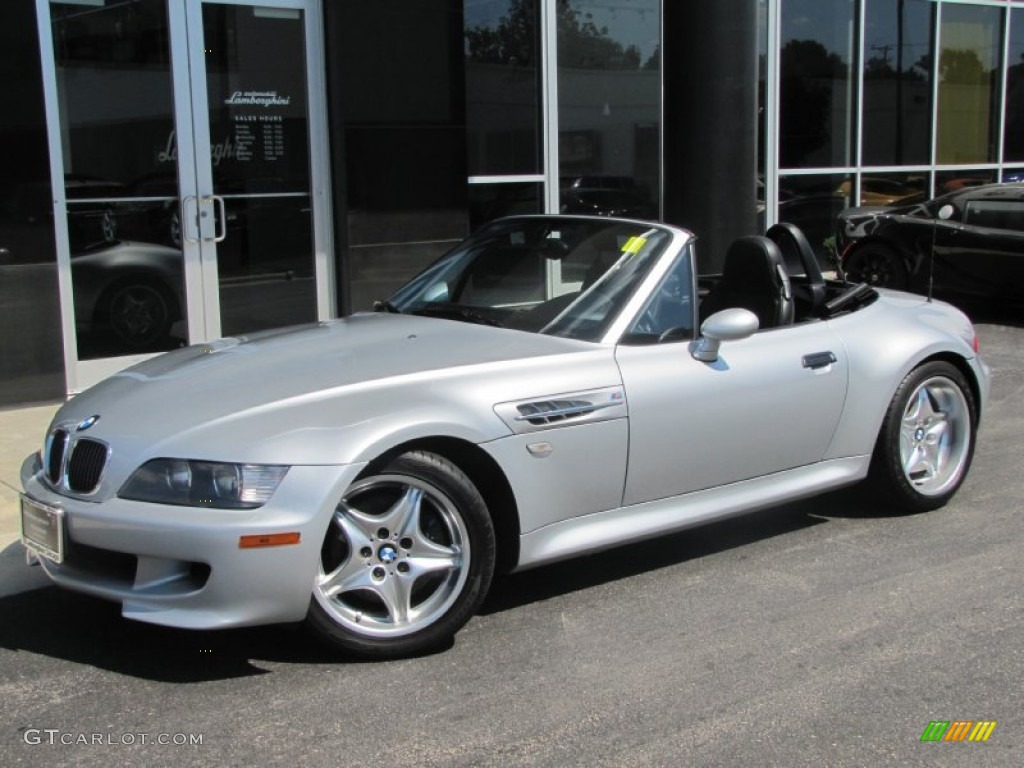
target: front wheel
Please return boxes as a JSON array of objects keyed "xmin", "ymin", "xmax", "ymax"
[
  {"xmin": 867, "ymin": 361, "xmax": 977, "ymax": 512},
  {"xmin": 844, "ymin": 243, "xmax": 908, "ymax": 290},
  {"xmin": 306, "ymin": 451, "xmax": 495, "ymax": 658}
]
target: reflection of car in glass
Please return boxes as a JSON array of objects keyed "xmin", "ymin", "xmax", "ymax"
[
  {"xmin": 560, "ymin": 176, "xmax": 657, "ymax": 220},
  {"xmin": 22, "ymin": 215, "xmax": 989, "ymax": 659},
  {"xmin": 836, "ymin": 183, "xmax": 1024, "ymax": 304},
  {"xmin": 71, "ymin": 240, "xmax": 185, "ymax": 350},
  {"xmin": 939, "ymin": 177, "xmax": 992, "ymax": 194},
  {"xmin": 123, "ymin": 173, "xmax": 313, "ymax": 279},
  {"xmin": 560, "ymin": 187, "xmax": 657, "ymax": 219},
  {"xmin": 1, "ymin": 177, "xmax": 126, "ymax": 261},
  {"xmin": 836, "ymin": 178, "xmax": 925, "ymax": 207}
]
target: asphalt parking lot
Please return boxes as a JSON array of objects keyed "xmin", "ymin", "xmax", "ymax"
[{"xmin": 1, "ymin": 319, "xmax": 1021, "ymax": 767}]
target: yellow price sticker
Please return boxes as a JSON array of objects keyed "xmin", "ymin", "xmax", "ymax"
[{"xmin": 621, "ymin": 236, "xmax": 647, "ymax": 254}]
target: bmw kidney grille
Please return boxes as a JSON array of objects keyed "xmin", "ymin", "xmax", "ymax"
[{"xmin": 45, "ymin": 428, "xmax": 108, "ymax": 493}]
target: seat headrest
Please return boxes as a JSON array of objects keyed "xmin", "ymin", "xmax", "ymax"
[{"xmin": 722, "ymin": 236, "xmax": 788, "ymax": 292}]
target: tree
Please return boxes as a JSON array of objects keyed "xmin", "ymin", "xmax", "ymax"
[
  {"xmin": 465, "ymin": 0, "xmax": 645, "ymax": 71},
  {"xmin": 939, "ymin": 48, "xmax": 988, "ymax": 85}
]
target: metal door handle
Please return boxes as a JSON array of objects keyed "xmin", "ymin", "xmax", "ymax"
[
  {"xmin": 181, "ymin": 196, "xmax": 199, "ymax": 243},
  {"xmin": 802, "ymin": 351, "xmax": 837, "ymax": 370},
  {"xmin": 212, "ymin": 195, "xmax": 227, "ymax": 243}
]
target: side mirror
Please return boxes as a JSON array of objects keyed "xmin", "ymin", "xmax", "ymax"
[
  {"xmin": 937, "ymin": 204, "xmax": 955, "ymax": 221},
  {"xmin": 690, "ymin": 308, "xmax": 759, "ymax": 362}
]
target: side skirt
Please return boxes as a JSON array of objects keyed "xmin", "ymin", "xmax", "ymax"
[{"xmin": 514, "ymin": 456, "xmax": 871, "ymax": 570}]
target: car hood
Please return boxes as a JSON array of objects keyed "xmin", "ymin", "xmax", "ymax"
[{"xmin": 50, "ymin": 313, "xmax": 616, "ymax": 469}]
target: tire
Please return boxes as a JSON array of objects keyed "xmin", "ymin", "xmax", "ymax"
[
  {"xmin": 103, "ymin": 280, "xmax": 175, "ymax": 348},
  {"xmin": 306, "ymin": 450, "xmax": 496, "ymax": 658},
  {"xmin": 867, "ymin": 361, "xmax": 977, "ymax": 512},
  {"xmin": 845, "ymin": 243, "xmax": 908, "ymax": 290}
]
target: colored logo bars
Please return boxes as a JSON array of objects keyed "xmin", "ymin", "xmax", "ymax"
[{"xmin": 920, "ymin": 720, "xmax": 997, "ymax": 743}]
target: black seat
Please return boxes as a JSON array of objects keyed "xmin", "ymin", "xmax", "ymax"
[
  {"xmin": 700, "ymin": 236, "xmax": 794, "ymax": 329},
  {"xmin": 765, "ymin": 222, "xmax": 826, "ymax": 317}
]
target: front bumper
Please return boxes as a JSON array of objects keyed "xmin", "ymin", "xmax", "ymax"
[{"xmin": 21, "ymin": 453, "xmax": 365, "ymax": 629}]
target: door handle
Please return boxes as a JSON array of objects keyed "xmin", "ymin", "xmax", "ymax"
[
  {"xmin": 802, "ymin": 351, "xmax": 837, "ymax": 370},
  {"xmin": 181, "ymin": 196, "xmax": 199, "ymax": 243},
  {"xmin": 212, "ymin": 195, "xmax": 227, "ymax": 243}
]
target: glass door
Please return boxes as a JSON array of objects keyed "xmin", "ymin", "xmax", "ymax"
[
  {"xmin": 38, "ymin": 0, "xmax": 331, "ymax": 394},
  {"xmin": 180, "ymin": 0, "xmax": 332, "ymax": 340}
]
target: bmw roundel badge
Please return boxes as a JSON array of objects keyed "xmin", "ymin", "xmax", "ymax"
[{"xmin": 76, "ymin": 414, "xmax": 101, "ymax": 432}]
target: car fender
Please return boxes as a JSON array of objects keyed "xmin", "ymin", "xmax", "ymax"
[{"xmin": 823, "ymin": 292, "xmax": 986, "ymax": 460}]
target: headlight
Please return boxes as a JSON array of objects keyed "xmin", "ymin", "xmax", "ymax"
[{"xmin": 118, "ymin": 459, "xmax": 289, "ymax": 509}]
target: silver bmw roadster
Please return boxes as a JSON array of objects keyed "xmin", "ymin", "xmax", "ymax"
[{"xmin": 20, "ymin": 215, "xmax": 990, "ymax": 658}]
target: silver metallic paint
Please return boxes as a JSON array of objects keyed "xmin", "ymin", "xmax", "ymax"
[{"xmin": 20, "ymin": 218, "xmax": 991, "ymax": 632}]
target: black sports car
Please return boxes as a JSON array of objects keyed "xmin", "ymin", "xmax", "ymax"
[{"xmin": 836, "ymin": 183, "xmax": 1024, "ymax": 305}]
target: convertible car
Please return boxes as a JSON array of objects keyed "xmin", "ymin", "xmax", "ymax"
[{"xmin": 21, "ymin": 215, "xmax": 989, "ymax": 658}]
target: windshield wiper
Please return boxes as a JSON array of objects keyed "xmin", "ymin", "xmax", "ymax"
[
  {"xmin": 373, "ymin": 299, "xmax": 402, "ymax": 314},
  {"xmin": 411, "ymin": 305, "xmax": 504, "ymax": 328}
]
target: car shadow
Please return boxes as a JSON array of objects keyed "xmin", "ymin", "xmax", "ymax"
[
  {"xmin": 0, "ymin": 488, "xmax": 896, "ymax": 680},
  {"xmin": 0, "ymin": 541, "xmax": 376, "ymax": 681}
]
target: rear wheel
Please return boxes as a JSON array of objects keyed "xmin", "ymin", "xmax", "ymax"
[
  {"xmin": 868, "ymin": 361, "xmax": 977, "ymax": 512},
  {"xmin": 307, "ymin": 451, "xmax": 495, "ymax": 658},
  {"xmin": 845, "ymin": 243, "xmax": 908, "ymax": 290}
]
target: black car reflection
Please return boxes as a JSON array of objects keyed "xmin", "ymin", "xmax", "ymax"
[
  {"xmin": 560, "ymin": 176, "xmax": 657, "ymax": 220},
  {"xmin": 836, "ymin": 183, "xmax": 1024, "ymax": 305}
]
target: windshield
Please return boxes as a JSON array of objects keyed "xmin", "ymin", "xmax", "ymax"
[{"xmin": 387, "ymin": 217, "xmax": 673, "ymax": 342}]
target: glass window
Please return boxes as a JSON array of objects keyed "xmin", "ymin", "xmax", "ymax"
[
  {"xmin": 934, "ymin": 169, "xmax": 996, "ymax": 198},
  {"xmin": 330, "ymin": 1, "xmax": 470, "ymax": 311},
  {"xmin": 936, "ymin": 3, "xmax": 1002, "ymax": 164},
  {"xmin": 1002, "ymin": 166, "xmax": 1024, "ymax": 183},
  {"xmin": 963, "ymin": 200, "xmax": 1024, "ymax": 232},
  {"xmin": 199, "ymin": 4, "xmax": 317, "ymax": 338},
  {"xmin": 849, "ymin": 171, "xmax": 928, "ymax": 207},
  {"xmin": 779, "ymin": 0, "xmax": 857, "ymax": 168},
  {"xmin": 390, "ymin": 217, "xmax": 672, "ymax": 342},
  {"xmin": 556, "ymin": 0, "xmax": 660, "ymax": 218},
  {"xmin": 50, "ymin": 0, "xmax": 188, "ymax": 360},
  {"xmin": 623, "ymin": 249, "xmax": 694, "ymax": 344},
  {"xmin": 758, "ymin": 0, "xmax": 769, "ymax": 227},
  {"xmin": 0, "ymin": 0, "xmax": 64, "ymax": 404},
  {"xmin": 862, "ymin": 0, "xmax": 935, "ymax": 166},
  {"xmin": 1004, "ymin": 9, "xmax": 1024, "ymax": 162},
  {"xmin": 469, "ymin": 181, "xmax": 542, "ymax": 229},
  {"xmin": 465, "ymin": 0, "xmax": 541, "ymax": 176},
  {"xmin": 778, "ymin": 173, "xmax": 851, "ymax": 261}
]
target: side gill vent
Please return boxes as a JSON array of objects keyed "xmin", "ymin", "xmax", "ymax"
[{"xmin": 516, "ymin": 399, "xmax": 598, "ymax": 426}]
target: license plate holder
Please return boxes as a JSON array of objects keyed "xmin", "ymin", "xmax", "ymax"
[{"xmin": 20, "ymin": 496, "xmax": 65, "ymax": 564}]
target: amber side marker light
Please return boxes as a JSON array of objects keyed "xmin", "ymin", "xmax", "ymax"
[{"xmin": 239, "ymin": 532, "xmax": 301, "ymax": 548}]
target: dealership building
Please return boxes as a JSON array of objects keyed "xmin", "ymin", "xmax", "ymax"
[{"xmin": 2, "ymin": 0, "xmax": 1022, "ymax": 406}]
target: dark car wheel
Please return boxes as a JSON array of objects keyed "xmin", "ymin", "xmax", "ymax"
[
  {"xmin": 307, "ymin": 451, "xmax": 496, "ymax": 658},
  {"xmin": 845, "ymin": 243, "xmax": 908, "ymax": 290},
  {"xmin": 868, "ymin": 361, "xmax": 977, "ymax": 512},
  {"xmin": 103, "ymin": 280, "xmax": 175, "ymax": 348}
]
